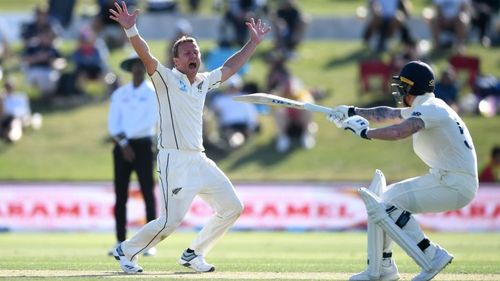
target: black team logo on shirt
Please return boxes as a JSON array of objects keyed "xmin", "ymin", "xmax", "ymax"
[
  {"xmin": 172, "ymin": 187, "xmax": 182, "ymax": 195},
  {"xmin": 197, "ymin": 82, "xmax": 203, "ymax": 93}
]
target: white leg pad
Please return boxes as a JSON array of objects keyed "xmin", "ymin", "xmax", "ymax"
[
  {"xmin": 366, "ymin": 170, "xmax": 386, "ymax": 279},
  {"xmin": 359, "ymin": 187, "xmax": 432, "ymax": 271}
]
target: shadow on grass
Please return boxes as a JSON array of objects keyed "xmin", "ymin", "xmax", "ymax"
[
  {"xmin": 225, "ymin": 138, "xmax": 303, "ymax": 172},
  {"xmin": 323, "ymin": 46, "xmax": 381, "ymax": 69},
  {"xmin": 30, "ymin": 93, "xmax": 110, "ymax": 116}
]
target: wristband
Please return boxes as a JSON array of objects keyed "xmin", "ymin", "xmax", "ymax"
[
  {"xmin": 118, "ymin": 138, "xmax": 129, "ymax": 147},
  {"xmin": 348, "ymin": 107, "xmax": 357, "ymax": 117},
  {"xmin": 124, "ymin": 24, "xmax": 139, "ymax": 38},
  {"xmin": 360, "ymin": 129, "xmax": 371, "ymax": 140}
]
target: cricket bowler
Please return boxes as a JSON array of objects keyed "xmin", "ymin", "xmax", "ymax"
[{"xmin": 108, "ymin": 1, "xmax": 270, "ymax": 273}]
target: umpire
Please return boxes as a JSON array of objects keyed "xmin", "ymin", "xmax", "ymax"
[{"xmin": 107, "ymin": 53, "xmax": 158, "ymax": 256}]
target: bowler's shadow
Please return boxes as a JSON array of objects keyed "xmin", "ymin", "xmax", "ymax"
[{"xmin": 226, "ymin": 138, "xmax": 301, "ymax": 172}]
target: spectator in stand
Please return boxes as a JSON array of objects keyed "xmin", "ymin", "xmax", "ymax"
[
  {"xmin": 146, "ymin": 0, "xmax": 178, "ymax": 12},
  {"xmin": 490, "ymin": 19, "xmax": 500, "ymax": 46},
  {"xmin": 362, "ymin": 0, "xmax": 414, "ymax": 52},
  {"xmin": 435, "ymin": 66, "xmax": 460, "ymax": 110},
  {"xmin": 21, "ymin": 27, "xmax": 64, "ymax": 99},
  {"xmin": 166, "ymin": 19, "xmax": 192, "ymax": 68},
  {"xmin": 205, "ymin": 39, "xmax": 249, "ymax": 76},
  {"xmin": 430, "ymin": 0, "xmax": 470, "ymax": 52},
  {"xmin": 93, "ymin": 0, "xmax": 136, "ymax": 50},
  {"xmin": 0, "ymin": 79, "xmax": 42, "ymax": 142},
  {"xmin": 471, "ymin": 0, "xmax": 500, "ymax": 47},
  {"xmin": 211, "ymin": 74, "xmax": 260, "ymax": 150},
  {"xmin": 266, "ymin": 52, "xmax": 289, "ymax": 93},
  {"xmin": 266, "ymin": 58, "xmax": 316, "ymax": 153},
  {"xmin": 389, "ymin": 40, "xmax": 422, "ymax": 76},
  {"xmin": 0, "ymin": 26, "xmax": 9, "ymax": 81},
  {"xmin": 188, "ymin": 0, "xmax": 201, "ymax": 13},
  {"xmin": 222, "ymin": 0, "xmax": 265, "ymax": 47},
  {"xmin": 270, "ymin": 0, "xmax": 307, "ymax": 58},
  {"xmin": 48, "ymin": 0, "xmax": 77, "ymax": 29},
  {"xmin": 479, "ymin": 146, "xmax": 500, "ymax": 182},
  {"xmin": 72, "ymin": 29, "xmax": 107, "ymax": 94},
  {"xmin": 21, "ymin": 5, "xmax": 61, "ymax": 47}
]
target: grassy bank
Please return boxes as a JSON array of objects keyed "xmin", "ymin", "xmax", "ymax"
[{"xmin": 0, "ymin": 40, "xmax": 498, "ymax": 181}]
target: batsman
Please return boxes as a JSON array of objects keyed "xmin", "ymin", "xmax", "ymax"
[{"xmin": 328, "ymin": 61, "xmax": 478, "ymax": 281}]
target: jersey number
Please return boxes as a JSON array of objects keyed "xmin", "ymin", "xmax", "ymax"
[{"xmin": 455, "ymin": 120, "xmax": 472, "ymax": 150}]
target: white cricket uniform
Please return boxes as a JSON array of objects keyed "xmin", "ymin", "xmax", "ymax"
[
  {"xmin": 108, "ymin": 81, "xmax": 158, "ymax": 139},
  {"xmin": 121, "ymin": 64, "xmax": 243, "ymax": 260},
  {"xmin": 382, "ymin": 93, "xmax": 478, "ymax": 213}
]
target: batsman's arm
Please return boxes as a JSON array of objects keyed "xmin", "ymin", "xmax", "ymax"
[
  {"xmin": 355, "ymin": 106, "xmax": 405, "ymax": 123},
  {"xmin": 109, "ymin": 1, "xmax": 158, "ymax": 75},
  {"xmin": 366, "ymin": 117, "xmax": 424, "ymax": 140}
]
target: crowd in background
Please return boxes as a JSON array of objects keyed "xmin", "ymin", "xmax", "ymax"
[{"xmin": 0, "ymin": 0, "xmax": 498, "ymax": 169}]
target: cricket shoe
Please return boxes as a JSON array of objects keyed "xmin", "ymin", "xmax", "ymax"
[
  {"xmin": 179, "ymin": 249, "xmax": 215, "ymax": 272},
  {"xmin": 349, "ymin": 258, "xmax": 400, "ymax": 281},
  {"xmin": 112, "ymin": 244, "xmax": 143, "ymax": 273},
  {"xmin": 107, "ymin": 242, "xmax": 120, "ymax": 256},
  {"xmin": 412, "ymin": 245, "xmax": 453, "ymax": 281}
]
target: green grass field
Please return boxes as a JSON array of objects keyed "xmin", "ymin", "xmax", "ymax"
[
  {"xmin": 1, "ymin": 231, "xmax": 499, "ymax": 280},
  {"xmin": 0, "ymin": 40, "xmax": 499, "ymax": 182}
]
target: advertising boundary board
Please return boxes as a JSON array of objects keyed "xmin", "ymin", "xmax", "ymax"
[{"xmin": 0, "ymin": 182, "xmax": 499, "ymax": 232}]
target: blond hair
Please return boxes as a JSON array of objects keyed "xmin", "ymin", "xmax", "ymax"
[{"xmin": 171, "ymin": 36, "xmax": 198, "ymax": 58}]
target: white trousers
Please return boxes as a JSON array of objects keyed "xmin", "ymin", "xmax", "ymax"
[
  {"xmin": 27, "ymin": 67, "xmax": 60, "ymax": 95},
  {"xmin": 122, "ymin": 149, "xmax": 243, "ymax": 261},
  {"xmin": 382, "ymin": 169, "xmax": 477, "ymax": 214},
  {"xmin": 379, "ymin": 169, "xmax": 477, "ymax": 254}
]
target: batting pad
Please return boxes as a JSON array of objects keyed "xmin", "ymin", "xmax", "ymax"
[
  {"xmin": 366, "ymin": 170, "xmax": 385, "ymax": 279},
  {"xmin": 358, "ymin": 188, "xmax": 432, "ymax": 271}
]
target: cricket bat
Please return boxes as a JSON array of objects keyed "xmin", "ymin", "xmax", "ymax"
[{"xmin": 232, "ymin": 93, "xmax": 333, "ymax": 115}]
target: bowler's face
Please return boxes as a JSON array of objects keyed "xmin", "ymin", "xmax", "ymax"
[{"xmin": 173, "ymin": 41, "xmax": 201, "ymax": 80}]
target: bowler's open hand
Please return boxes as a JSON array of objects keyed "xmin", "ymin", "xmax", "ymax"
[
  {"xmin": 246, "ymin": 18, "xmax": 271, "ymax": 44},
  {"xmin": 109, "ymin": 1, "xmax": 139, "ymax": 29}
]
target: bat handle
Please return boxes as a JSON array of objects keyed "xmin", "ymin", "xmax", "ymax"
[{"xmin": 304, "ymin": 103, "xmax": 334, "ymax": 115}]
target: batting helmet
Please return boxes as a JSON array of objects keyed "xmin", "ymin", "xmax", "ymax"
[{"xmin": 392, "ymin": 61, "xmax": 435, "ymax": 104}]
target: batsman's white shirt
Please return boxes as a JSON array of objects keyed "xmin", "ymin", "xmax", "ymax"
[
  {"xmin": 382, "ymin": 93, "xmax": 478, "ymax": 213},
  {"xmin": 401, "ymin": 93, "xmax": 477, "ymax": 177},
  {"xmin": 150, "ymin": 66, "xmax": 222, "ymax": 151}
]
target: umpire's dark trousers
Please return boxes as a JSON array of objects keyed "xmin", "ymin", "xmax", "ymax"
[{"xmin": 113, "ymin": 137, "xmax": 157, "ymax": 242}]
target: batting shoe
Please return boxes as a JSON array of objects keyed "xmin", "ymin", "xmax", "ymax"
[
  {"xmin": 112, "ymin": 244, "xmax": 143, "ymax": 273},
  {"xmin": 412, "ymin": 246, "xmax": 453, "ymax": 281},
  {"xmin": 178, "ymin": 249, "xmax": 215, "ymax": 272},
  {"xmin": 349, "ymin": 258, "xmax": 400, "ymax": 281}
]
